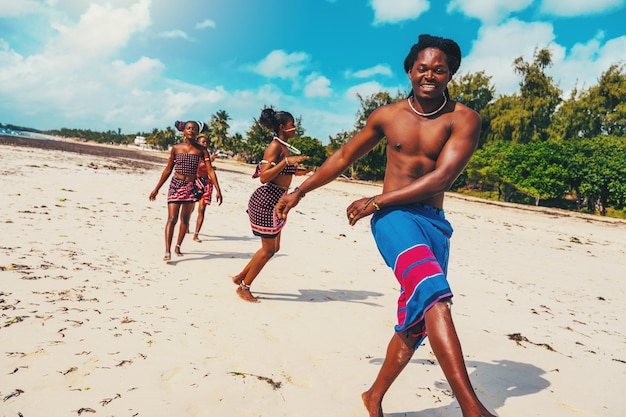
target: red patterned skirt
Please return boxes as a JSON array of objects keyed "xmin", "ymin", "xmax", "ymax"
[
  {"xmin": 167, "ymin": 177, "xmax": 197, "ymax": 204},
  {"xmin": 196, "ymin": 177, "xmax": 214, "ymax": 205}
]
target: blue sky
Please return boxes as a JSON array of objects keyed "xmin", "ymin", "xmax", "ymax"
[{"xmin": 0, "ymin": 0, "xmax": 625, "ymax": 143}]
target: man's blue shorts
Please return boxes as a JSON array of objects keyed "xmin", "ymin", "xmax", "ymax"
[{"xmin": 371, "ymin": 203, "xmax": 453, "ymax": 347}]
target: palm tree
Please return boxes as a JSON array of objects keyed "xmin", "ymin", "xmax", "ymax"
[{"xmin": 209, "ymin": 109, "xmax": 230, "ymax": 151}]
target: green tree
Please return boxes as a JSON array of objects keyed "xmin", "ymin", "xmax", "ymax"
[
  {"xmin": 564, "ymin": 136, "xmax": 626, "ymax": 215},
  {"xmin": 448, "ymin": 71, "xmax": 495, "ymax": 148},
  {"xmin": 327, "ymin": 130, "xmax": 352, "ymax": 156},
  {"xmin": 163, "ymin": 126, "xmax": 177, "ymax": 148},
  {"xmin": 548, "ymin": 86, "xmax": 592, "ymax": 140},
  {"xmin": 596, "ymin": 64, "xmax": 626, "ymax": 136},
  {"xmin": 448, "ymin": 70, "xmax": 495, "ymax": 115},
  {"xmin": 465, "ymin": 141, "xmax": 516, "ymax": 201},
  {"xmin": 145, "ymin": 127, "xmax": 167, "ymax": 149},
  {"xmin": 512, "ymin": 48, "xmax": 562, "ymax": 142},
  {"xmin": 290, "ymin": 136, "xmax": 326, "ymax": 168},
  {"xmin": 482, "ymin": 95, "xmax": 528, "ymax": 144},
  {"xmin": 208, "ymin": 109, "xmax": 230, "ymax": 151},
  {"xmin": 485, "ymin": 49, "xmax": 561, "ymax": 144},
  {"xmin": 242, "ymin": 118, "xmax": 271, "ymax": 164},
  {"xmin": 294, "ymin": 115, "xmax": 306, "ymax": 137},
  {"xmin": 550, "ymin": 64, "xmax": 626, "ymax": 140},
  {"xmin": 228, "ymin": 132, "xmax": 245, "ymax": 156},
  {"xmin": 326, "ymin": 129, "xmax": 355, "ymax": 177},
  {"xmin": 500, "ymin": 141, "xmax": 569, "ymax": 205}
]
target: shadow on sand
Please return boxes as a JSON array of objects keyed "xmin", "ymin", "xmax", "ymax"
[
  {"xmin": 377, "ymin": 359, "xmax": 550, "ymax": 416},
  {"xmin": 253, "ymin": 288, "xmax": 385, "ymax": 306}
]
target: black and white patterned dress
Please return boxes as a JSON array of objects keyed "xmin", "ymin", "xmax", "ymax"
[{"xmin": 247, "ymin": 161, "xmax": 297, "ymax": 238}]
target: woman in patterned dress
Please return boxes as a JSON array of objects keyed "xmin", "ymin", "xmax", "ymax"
[
  {"xmin": 233, "ymin": 108, "xmax": 310, "ymax": 302},
  {"xmin": 192, "ymin": 135, "xmax": 218, "ymax": 242},
  {"xmin": 149, "ymin": 121, "xmax": 222, "ymax": 261}
]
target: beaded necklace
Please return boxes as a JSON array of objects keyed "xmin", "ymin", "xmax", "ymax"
[{"xmin": 407, "ymin": 94, "xmax": 447, "ymax": 117}]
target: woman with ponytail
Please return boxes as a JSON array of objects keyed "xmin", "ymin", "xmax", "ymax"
[
  {"xmin": 232, "ymin": 108, "xmax": 310, "ymax": 302},
  {"xmin": 150, "ymin": 120, "xmax": 222, "ymax": 261}
]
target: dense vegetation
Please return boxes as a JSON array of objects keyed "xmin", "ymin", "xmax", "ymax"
[
  {"xmin": 5, "ymin": 48, "xmax": 624, "ymax": 218},
  {"xmin": 452, "ymin": 52, "xmax": 625, "ymax": 217}
]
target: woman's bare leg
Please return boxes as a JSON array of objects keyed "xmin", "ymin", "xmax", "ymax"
[
  {"xmin": 164, "ymin": 203, "xmax": 181, "ymax": 260},
  {"xmin": 193, "ymin": 201, "xmax": 206, "ymax": 241},
  {"xmin": 236, "ymin": 234, "xmax": 281, "ymax": 303},
  {"xmin": 232, "ymin": 260, "xmax": 251, "ymax": 285},
  {"xmin": 174, "ymin": 202, "xmax": 195, "ymax": 255}
]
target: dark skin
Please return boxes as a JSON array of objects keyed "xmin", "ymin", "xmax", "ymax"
[
  {"xmin": 192, "ymin": 136, "xmax": 218, "ymax": 242},
  {"xmin": 149, "ymin": 122, "xmax": 222, "ymax": 261},
  {"xmin": 233, "ymin": 118, "xmax": 310, "ymax": 302},
  {"xmin": 277, "ymin": 48, "xmax": 496, "ymax": 417}
]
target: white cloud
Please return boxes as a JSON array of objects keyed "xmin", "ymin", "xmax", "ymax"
[
  {"xmin": 160, "ymin": 85, "xmax": 227, "ymax": 120},
  {"xmin": 50, "ymin": 0, "xmax": 151, "ymax": 58},
  {"xmin": 346, "ymin": 64, "xmax": 392, "ymax": 78},
  {"xmin": 0, "ymin": 0, "xmax": 46, "ymax": 17},
  {"xmin": 370, "ymin": 0, "xmax": 430, "ymax": 25},
  {"xmin": 539, "ymin": 0, "xmax": 625, "ymax": 17},
  {"xmin": 209, "ymin": 84, "xmax": 300, "ymax": 137},
  {"xmin": 109, "ymin": 57, "xmax": 164, "ymax": 87},
  {"xmin": 298, "ymin": 107, "xmax": 356, "ymax": 139},
  {"xmin": 461, "ymin": 19, "xmax": 562, "ymax": 94},
  {"xmin": 549, "ymin": 33, "xmax": 626, "ymax": 94},
  {"xmin": 196, "ymin": 19, "xmax": 216, "ymax": 29},
  {"xmin": 251, "ymin": 50, "xmax": 310, "ymax": 80},
  {"xmin": 463, "ymin": 19, "xmax": 626, "ymax": 98},
  {"xmin": 0, "ymin": 0, "xmax": 169, "ymax": 132},
  {"xmin": 158, "ymin": 30, "xmax": 189, "ymax": 40},
  {"xmin": 344, "ymin": 81, "xmax": 386, "ymax": 101},
  {"xmin": 447, "ymin": 0, "xmax": 533, "ymax": 24},
  {"xmin": 304, "ymin": 73, "xmax": 332, "ymax": 98},
  {"xmin": 0, "ymin": 39, "xmax": 22, "ymax": 67}
]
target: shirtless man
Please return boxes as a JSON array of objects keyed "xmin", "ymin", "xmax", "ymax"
[{"xmin": 276, "ymin": 34, "xmax": 497, "ymax": 417}]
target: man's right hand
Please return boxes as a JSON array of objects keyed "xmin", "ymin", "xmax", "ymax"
[{"xmin": 276, "ymin": 189, "xmax": 304, "ymax": 219}]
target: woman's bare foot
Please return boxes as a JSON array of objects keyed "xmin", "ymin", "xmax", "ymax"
[
  {"xmin": 236, "ymin": 283, "xmax": 260, "ymax": 303},
  {"xmin": 232, "ymin": 275, "xmax": 244, "ymax": 285},
  {"xmin": 361, "ymin": 391, "xmax": 383, "ymax": 417},
  {"xmin": 175, "ymin": 245, "xmax": 183, "ymax": 256}
]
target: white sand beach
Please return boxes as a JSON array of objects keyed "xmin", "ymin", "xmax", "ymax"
[{"xmin": 1, "ymin": 138, "xmax": 625, "ymax": 417}]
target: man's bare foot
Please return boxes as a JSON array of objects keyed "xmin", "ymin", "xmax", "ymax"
[
  {"xmin": 232, "ymin": 275, "xmax": 244, "ymax": 285},
  {"xmin": 236, "ymin": 283, "xmax": 260, "ymax": 303},
  {"xmin": 175, "ymin": 245, "xmax": 183, "ymax": 256},
  {"xmin": 361, "ymin": 391, "xmax": 383, "ymax": 417},
  {"xmin": 193, "ymin": 236, "xmax": 201, "ymax": 242}
]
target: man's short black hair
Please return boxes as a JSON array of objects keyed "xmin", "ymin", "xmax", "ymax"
[{"xmin": 403, "ymin": 34, "xmax": 462, "ymax": 75}]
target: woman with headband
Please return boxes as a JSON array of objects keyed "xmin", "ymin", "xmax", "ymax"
[{"xmin": 150, "ymin": 120, "xmax": 223, "ymax": 261}]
